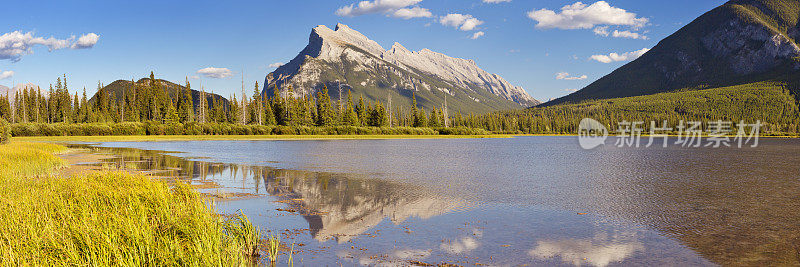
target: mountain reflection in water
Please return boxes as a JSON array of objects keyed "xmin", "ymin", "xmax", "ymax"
[{"xmin": 68, "ymin": 137, "xmax": 800, "ymax": 266}]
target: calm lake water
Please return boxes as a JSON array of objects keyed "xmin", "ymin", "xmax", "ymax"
[{"xmin": 71, "ymin": 136, "xmax": 800, "ymax": 266}]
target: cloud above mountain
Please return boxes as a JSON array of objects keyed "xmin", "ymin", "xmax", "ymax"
[
  {"xmin": 196, "ymin": 67, "xmax": 233, "ymax": 79},
  {"xmin": 0, "ymin": 31, "xmax": 100, "ymax": 62},
  {"xmin": 556, "ymin": 72, "xmax": 587, "ymax": 80},
  {"xmin": 590, "ymin": 48, "xmax": 650, "ymax": 63},
  {"xmin": 593, "ymin": 26, "xmax": 648, "ymax": 39},
  {"xmin": 0, "ymin": 70, "xmax": 14, "ymax": 80},
  {"xmin": 483, "ymin": 0, "xmax": 511, "ymax": 3},
  {"xmin": 336, "ymin": 0, "xmax": 431, "ymax": 19},
  {"xmin": 440, "ymin": 14, "xmax": 484, "ymax": 31},
  {"xmin": 527, "ymin": 1, "xmax": 648, "ymax": 30}
]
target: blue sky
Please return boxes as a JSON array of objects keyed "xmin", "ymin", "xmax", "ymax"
[{"xmin": 1, "ymin": 0, "xmax": 726, "ymax": 101}]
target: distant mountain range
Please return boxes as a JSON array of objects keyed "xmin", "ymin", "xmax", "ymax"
[
  {"xmin": 0, "ymin": 83, "xmax": 40, "ymax": 97},
  {"xmin": 547, "ymin": 0, "xmax": 800, "ymax": 106},
  {"xmin": 264, "ymin": 23, "xmax": 539, "ymax": 114}
]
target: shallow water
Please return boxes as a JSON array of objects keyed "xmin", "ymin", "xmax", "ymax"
[{"xmin": 72, "ymin": 136, "xmax": 800, "ymax": 266}]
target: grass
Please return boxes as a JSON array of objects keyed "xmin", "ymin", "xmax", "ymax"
[
  {"xmin": 14, "ymin": 134, "xmax": 512, "ymax": 142},
  {"xmin": 0, "ymin": 141, "xmax": 263, "ymax": 265}
]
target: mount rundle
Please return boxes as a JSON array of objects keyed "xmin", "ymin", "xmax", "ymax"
[{"xmin": 264, "ymin": 23, "xmax": 538, "ymax": 114}]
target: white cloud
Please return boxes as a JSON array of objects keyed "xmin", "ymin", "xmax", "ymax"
[
  {"xmin": 612, "ymin": 30, "xmax": 648, "ymax": 39},
  {"xmin": 440, "ymin": 237, "xmax": 479, "ymax": 254},
  {"xmin": 189, "ymin": 75, "xmax": 200, "ymax": 80},
  {"xmin": 590, "ymin": 48, "xmax": 650, "ymax": 63},
  {"xmin": 440, "ymin": 13, "xmax": 484, "ymax": 31},
  {"xmin": 196, "ymin": 67, "xmax": 233, "ymax": 79},
  {"xmin": 529, "ymin": 238, "xmax": 644, "ymax": 267},
  {"xmin": 483, "ymin": 0, "xmax": 511, "ymax": 3},
  {"xmin": 527, "ymin": 1, "xmax": 648, "ymax": 30},
  {"xmin": 564, "ymin": 88, "xmax": 579, "ymax": 92},
  {"xmin": 391, "ymin": 249, "xmax": 431, "ymax": 259},
  {"xmin": 268, "ymin": 62, "xmax": 283, "ymax": 68},
  {"xmin": 471, "ymin": 31, "xmax": 485, "ymax": 39},
  {"xmin": 71, "ymin": 33, "xmax": 99, "ymax": 49},
  {"xmin": 392, "ymin": 7, "xmax": 433, "ymax": 19},
  {"xmin": 0, "ymin": 70, "xmax": 13, "ymax": 80},
  {"xmin": 336, "ymin": 0, "xmax": 430, "ymax": 19},
  {"xmin": 0, "ymin": 31, "xmax": 77, "ymax": 62},
  {"xmin": 556, "ymin": 72, "xmax": 588, "ymax": 80},
  {"xmin": 594, "ymin": 26, "xmax": 647, "ymax": 39},
  {"xmin": 593, "ymin": 26, "xmax": 609, "ymax": 36}
]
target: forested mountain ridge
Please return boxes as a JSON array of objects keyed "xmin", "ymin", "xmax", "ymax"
[
  {"xmin": 546, "ymin": 0, "xmax": 800, "ymax": 106},
  {"xmin": 92, "ymin": 78, "xmax": 229, "ymax": 112},
  {"xmin": 263, "ymin": 23, "xmax": 539, "ymax": 115}
]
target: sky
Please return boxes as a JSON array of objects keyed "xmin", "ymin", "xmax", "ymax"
[{"xmin": 1, "ymin": 0, "xmax": 727, "ymax": 101}]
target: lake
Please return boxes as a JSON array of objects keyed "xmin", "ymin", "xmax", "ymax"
[{"xmin": 70, "ymin": 136, "xmax": 800, "ymax": 266}]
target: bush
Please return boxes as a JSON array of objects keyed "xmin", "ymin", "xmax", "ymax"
[{"xmin": 0, "ymin": 119, "xmax": 10, "ymax": 144}]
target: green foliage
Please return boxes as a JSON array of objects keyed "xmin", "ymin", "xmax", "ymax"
[
  {"xmin": 315, "ymin": 85, "xmax": 336, "ymax": 126},
  {"xmin": 0, "ymin": 118, "xmax": 9, "ymax": 144},
  {"xmin": 482, "ymin": 80, "xmax": 800, "ymax": 135}
]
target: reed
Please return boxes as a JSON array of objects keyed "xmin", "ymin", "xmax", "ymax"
[{"xmin": 0, "ymin": 142, "xmax": 262, "ymax": 265}]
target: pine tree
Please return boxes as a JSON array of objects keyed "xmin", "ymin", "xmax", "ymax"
[
  {"xmin": 342, "ymin": 90, "xmax": 358, "ymax": 126},
  {"xmin": 316, "ymin": 85, "xmax": 335, "ymax": 126},
  {"xmin": 262, "ymin": 93, "xmax": 276, "ymax": 125},
  {"xmin": 272, "ymin": 86, "xmax": 286, "ymax": 125},
  {"xmin": 252, "ymin": 81, "xmax": 262, "ymax": 125},
  {"xmin": 355, "ymin": 95, "xmax": 367, "ymax": 126},
  {"xmin": 178, "ymin": 79, "xmax": 193, "ymax": 123}
]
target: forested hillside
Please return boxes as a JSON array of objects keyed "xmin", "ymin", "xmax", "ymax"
[
  {"xmin": 485, "ymin": 80, "xmax": 799, "ymax": 135},
  {"xmin": 547, "ymin": 0, "xmax": 800, "ymax": 106}
]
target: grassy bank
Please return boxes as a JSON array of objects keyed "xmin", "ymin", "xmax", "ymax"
[
  {"xmin": 15, "ymin": 133, "xmax": 511, "ymax": 142},
  {"xmin": 0, "ymin": 142, "xmax": 260, "ymax": 265}
]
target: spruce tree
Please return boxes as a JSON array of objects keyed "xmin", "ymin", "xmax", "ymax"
[
  {"xmin": 355, "ymin": 95, "xmax": 367, "ymax": 126},
  {"xmin": 262, "ymin": 93, "xmax": 276, "ymax": 125},
  {"xmin": 342, "ymin": 90, "xmax": 358, "ymax": 126},
  {"xmin": 252, "ymin": 82, "xmax": 262, "ymax": 125},
  {"xmin": 272, "ymin": 86, "xmax": 286, "ymax": 126},
  {"xmin": 316, "ymin": 85, "xmax": 335, "ymax": 126}
]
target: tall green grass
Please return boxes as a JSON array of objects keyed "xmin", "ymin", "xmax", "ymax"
[{"xmin": 0, "ymin": 142, "xmax": 262, "ymax": 265}]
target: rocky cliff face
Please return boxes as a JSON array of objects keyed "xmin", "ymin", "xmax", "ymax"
[
  {"xmin": 547, "ymin": 0, "xmax": 800, "ymax": 106},
  {"xmin": 265, "ymin": 23, "xmax": 538, "ymax": 114},
  {"xmin": 701, "ymin": 19, "xmax": 800, "ymax": 74}
]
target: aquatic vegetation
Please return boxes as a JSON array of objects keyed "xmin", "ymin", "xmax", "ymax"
[
  {"xmin": 266, "ymin": 233, "xmax": 282, "ymax": 263},
  {"xmin": 0, "ymin": 142, "xmax": 261, "ymax": 265}
]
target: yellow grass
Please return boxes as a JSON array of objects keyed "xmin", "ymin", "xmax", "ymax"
[{"xmin": 0, "ymin": 142, "xmax": 262, "ymax": 265}]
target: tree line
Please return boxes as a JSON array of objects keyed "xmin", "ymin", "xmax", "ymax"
[
  {"xmin": 0, "ymin": 72, "xmax": 459, "ymax": 130},
  {"xmin": 1, "ymin": 73, "xmax": 798, "ymax": 136}
]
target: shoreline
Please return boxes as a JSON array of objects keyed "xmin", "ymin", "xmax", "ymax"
[
  {"xmin": 14, "ymin": 133, "xmax": 798, "ymax": 143},
  {"xmin": 14, "ymin": 134, "xmax": 513, "ymax": 142}
]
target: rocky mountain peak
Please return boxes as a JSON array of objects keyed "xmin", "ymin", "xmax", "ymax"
[{"xmin": 265, "ymin": 23, "xmax": 540, "ymax": 113}]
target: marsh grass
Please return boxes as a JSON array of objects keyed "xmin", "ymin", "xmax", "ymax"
[{"xmin": 0, "ymin": 142, "xmax": 263, "ymax": 265}]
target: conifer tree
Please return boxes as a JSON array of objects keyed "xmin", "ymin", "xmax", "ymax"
[
  {"xmin": 342, "ymin": 90, "xmax": 358, "ymax": 126},
  {"xmin": 272, "ymin": 86, "xmax": 286, "ymax": 125},
  {"xmin": 316, "ymin": 85, "xmax": 335, "ymax": 126},
  {"xmin": 252, "ymin": 81, "xmax": 262, "ymax": 125},
  {"xmin": 262, "ymin": 93, "xmax": 276, "ymax": 125},
  {"xmin": 355, "ymin": 95, "xmax": 367, "ymax": 126}
]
